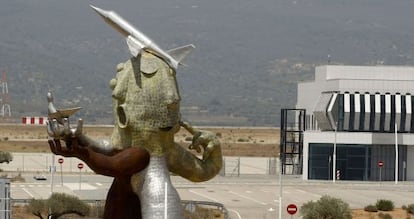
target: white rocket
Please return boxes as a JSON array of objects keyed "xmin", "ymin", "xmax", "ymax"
[{"xmin": 90, "ymin": 5, "xmax": 195, "ymax": 70}]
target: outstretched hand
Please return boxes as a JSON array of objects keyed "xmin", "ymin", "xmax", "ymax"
[
  {"xmin": 47, "ymin": 118, "xmax": 84, "ymax": 141},
  {"xmin": 48, "ymin": 138, "xmax": 89, "ymax": 160},
  {"xmin": 49, "ymin": 138, "xmax": 150, "ymax": 177}
]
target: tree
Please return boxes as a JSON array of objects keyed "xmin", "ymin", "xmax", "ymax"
[
  {"xmin": 26, "ymin": 199, "xmax": 47, "ymax": 219},
  {"xmin": 300, "ymin": 195, "xmax": 352, "ymax": 219},
  {"xmin": 26, "ymin": 193, "xmax": 90, "ymax": 219}
]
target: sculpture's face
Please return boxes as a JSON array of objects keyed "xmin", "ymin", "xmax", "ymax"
[{"xmin": 109, "ymin": 52, "xmax": 181, "ymax": 147}]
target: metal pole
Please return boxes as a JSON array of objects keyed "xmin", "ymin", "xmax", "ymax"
[
  {"xmin": 380, "ymin": 168, "xmax": 382, "ymax": 182},
  {"xmin": 164, "ymin": 182, "xmax": 168, "ymax": 219},
  {"xmin": 403, "ymin": 161, "xmax": 406, "ymax": 181},
  {"xmin": 79, "ymin": 169, "xmax": 82, "ymax": 191},
  {"xmin": 49, "ymin": 153, "xmax": 55, "ymax": 218},
  {"xmin": 395, "ymin": 122, "xmax": 398, "ymax": 184},
  {"xmin": 278, "ymin": 154, "xmax": 282, "ymax": 219},
  {"xmin": 328, "ymin": 156, "xmax": 331, "ymax": 180},
  {"xmin": 333, "ymin": 125, "xmax": 337, "ymax": 183},
  {"xmin": 51, "ymin": 154, "xmax": 55, "ymax": 194},
  {"xmin": 22, "ymin": 155, "xmax": 25, "ymax": 172},
  {"xmin": 60, "ymin": 163, "xmax": 63, "ymax": 186}
]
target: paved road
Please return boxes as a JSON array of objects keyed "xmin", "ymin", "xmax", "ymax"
[
  {"xmin": 8, "ymin": 173, "xmax": 414, "ymax": 219},
  {"xmin": 4, "ymin": 153, "xmax": 414, "ymax": 218}
]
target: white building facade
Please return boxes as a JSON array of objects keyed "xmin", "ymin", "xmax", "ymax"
[{"xmin": 297, "ymin": 65, "xmax": 414, "ymax": 181}]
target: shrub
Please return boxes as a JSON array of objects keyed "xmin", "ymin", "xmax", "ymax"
[
  {"xmin": 300, "ymin": 195, "xmax": 352, "ymax": 219},
  {"xmin": 376, "ymin": 199, "xmax": 394, "ymax": 211},
  {"xmin": 237, "ymin": 138, "xmax": 248, "ymax": 142},
  {"xmin": 406, "ymin": 204, "xmax": 414, "ymax": 214},
  {"xmin": 0, "ymin": 151, "xmax": 12, "ymax": 163},
  {"xmin": 378, "ymin": 212, "xmax": 393, "ymax": 219},
  {"xmin": 364, "ymin": 204, "xmax": 378, "ymax": 212},
  {"xmin": 27, "ymin": 193, "xmax": 90, "ymax": 219}
]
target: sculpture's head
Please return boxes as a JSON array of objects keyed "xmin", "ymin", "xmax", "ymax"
[{"xmin": 109, "ymin": 52, "xmax": 181, "ymax": 149}]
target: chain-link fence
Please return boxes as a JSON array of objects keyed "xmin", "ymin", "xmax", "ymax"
[{"xmin": 2, "ymin": 153, "xmax": 280, "ymax": 176}]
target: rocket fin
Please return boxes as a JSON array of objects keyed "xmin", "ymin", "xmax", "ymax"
[
  {"xmin": 126, "ymin": 36, "xmax": 145, "ymax": 57},
  {"xmin": 167, "ymin": 44, "xmax": 195, "ymax": 64}
]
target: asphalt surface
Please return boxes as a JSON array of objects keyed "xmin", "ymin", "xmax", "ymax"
[{"xmin": 3, "ymin": 153, "xmax": 414, "ymax": 218}]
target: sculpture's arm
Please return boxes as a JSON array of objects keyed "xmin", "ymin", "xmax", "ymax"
[
  {"xmin": 47, "ymin": 118, "xmax": 115, "ymax": 155},
  {"xmin": 166, "ymin": 122, "xmax": 222, "ymax": 182},
  {"xmin": 48, "ymin": 138, "xmax": 149, "ymax": 177}
]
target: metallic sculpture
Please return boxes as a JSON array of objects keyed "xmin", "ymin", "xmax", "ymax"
[
  {"xmin": 90, "ymin": 5, "xmax": 195, "ymax": 71},
  {"xmin": 47, "ymin": 5, "xmax": 222, "ymax": 219},
  {"xmin": 47, "ymin": 92, "xmax": 81, "ymax": 125}
]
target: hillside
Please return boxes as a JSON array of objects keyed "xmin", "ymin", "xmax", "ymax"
[{"xmin": 2, "ymin": 0, "xmax": 414, "ymax": 126}]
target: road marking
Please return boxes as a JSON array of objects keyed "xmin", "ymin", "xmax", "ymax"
[
  {"xmin": 22, "ymin": 188, "xmax": 34, "ymax": 198},
  {"xmin": 296, "ymin": 189, "xmax": 321, "ymax": 198},
  {"xmin": 228, "ymin": 191, "xmax": 267, "ymax": 205},
  {"xmin": 96, "ymin": 183, "xmax": 103, "ymax": 186},
  {"xmin": 64, "ymin": 183, "xmax": 97, "ymax": 190},
  {"xmin": 188, "ymin": 189, "xmax": 219, "ymax": 202}
]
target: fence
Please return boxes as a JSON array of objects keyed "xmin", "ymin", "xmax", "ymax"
[
  {"xmin": 1, "ymin": 153, "xmax": 281, "ymax": 176},
  {"xmin": 221, "ymin": 157, "xmax": 280, "ymax": 176}
]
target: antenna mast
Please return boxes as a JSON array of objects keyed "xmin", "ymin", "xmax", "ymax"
[{"xmin": 1, "ymin": 69, "xmax": 11, "ymax": 118}]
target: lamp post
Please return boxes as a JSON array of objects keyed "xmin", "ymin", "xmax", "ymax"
[
  {"xmin": 278, "ymin": 153, "xmax": 282, "ymax": 219},
  {"xmin": 333, "ymin": 124, "xmax": 337, "ymax": 183},
  {"xmin": 395, "ymin": 123, "xmax": 399, "ymax": 184}
]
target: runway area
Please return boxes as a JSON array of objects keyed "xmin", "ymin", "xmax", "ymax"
[{"xmin": 3, "ymin": 153, "xmax": 414, "ymax": 218}]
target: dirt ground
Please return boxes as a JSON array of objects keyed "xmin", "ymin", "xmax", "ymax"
[
  {"xmin": 352, "ymin": 208, "xmax": 412, "ymax": 219},
  {"xmin": 0, "ymin": 124, "xmax": 279, "ymax": 156}
]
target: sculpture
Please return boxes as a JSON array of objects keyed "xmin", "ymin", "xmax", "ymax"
[{"xmin": 47, "ymin": 6, "xmax": 223, "ymax": 219}]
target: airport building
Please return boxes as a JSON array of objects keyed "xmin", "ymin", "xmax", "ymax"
[{"xmin": 295, "ymin": 65, "xmax": 414, "ymax": 181}]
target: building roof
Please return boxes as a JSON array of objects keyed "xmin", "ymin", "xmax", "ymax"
[{"xmin": 316, "ymin": 65, "xmax": 414, "ymax": 82}]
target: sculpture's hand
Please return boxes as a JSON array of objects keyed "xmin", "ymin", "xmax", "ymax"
[
  {"xmin": 188, "ymin": 132, "xmax": 203, "ymax": 153},
  {"xmin": 48, "ymin": 138, "xmax": 88, "ymax": 160},
  {"xmin": 190, "ymin": 130, "xmax": 219, "ymax": 161},
  {"xmin": 169, "ymin": 122, "xmax": 222, "ymax": 182},
  {"xmin": 47, "ymin": 118, "xmax": 83, "ymax": 141}
]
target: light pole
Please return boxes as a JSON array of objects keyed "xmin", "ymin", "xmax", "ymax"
[
  {"xmin": 333, "ymin": 124, "xmax": 337, "ymax": 183},
  {"xmin": 278, "ymin": 153, "xmax": 282, "ymax": 219},
  {"xmin": 51, "ymin": 154, "xmax": 55, "ymax": 194},
  {"xmin": 395, "ymin": 122, "xmax": 399, "ymax": 184}
]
